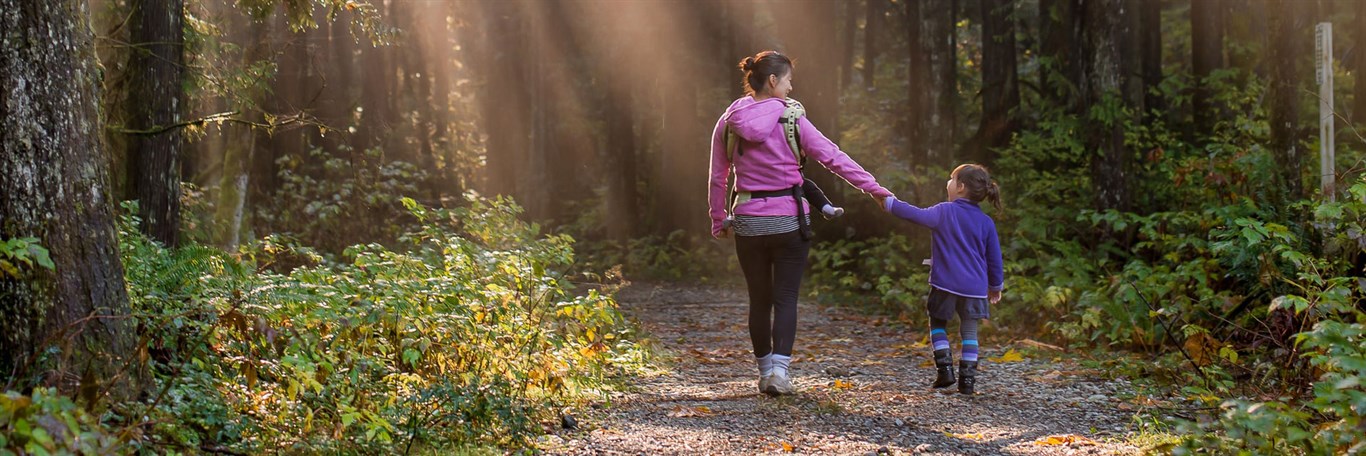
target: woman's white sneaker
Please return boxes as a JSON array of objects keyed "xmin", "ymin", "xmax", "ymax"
[{"xmin": 764, "ymin": 372, "xmax": 796, "ymax": 396}]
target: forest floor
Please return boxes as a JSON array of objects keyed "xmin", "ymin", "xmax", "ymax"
[{"xmin": 541, "ymin": 282, "xmax": 1149, "ymax": 455}]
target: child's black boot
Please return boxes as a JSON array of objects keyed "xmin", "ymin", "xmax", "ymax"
[
  {"xmin": 932, "ymin": 349, "xmax": 956, "ymax": 388},
  {"xmin": 957, "ymin": 360, "xmax": 977, "ymax": 395}
]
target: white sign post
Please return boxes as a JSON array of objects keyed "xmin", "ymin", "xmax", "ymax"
[{"xmin": 1317, "ymin": 22, "xmax": 1336, "ymax": 201}]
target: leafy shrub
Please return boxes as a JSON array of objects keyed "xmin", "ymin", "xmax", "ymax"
[
  {"xmin": 0, "ymin": 388, "xmax": 118, "ymax": 455},
  {"xmin": 1, "ymin": 193, "xmax": 648, "ymax": 453},
  {"xmin": 258, "ymin": 146, "xmax": 426, "ymax": 256}
]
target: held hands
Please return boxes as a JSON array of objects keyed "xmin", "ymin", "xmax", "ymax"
[
  {"xmin": 870, "ymin": 192, "xmax": 895, "ymax": 211},
  {"xmin": 988, "ymin": 290, "xmax": 1002, "ymax": 305}
]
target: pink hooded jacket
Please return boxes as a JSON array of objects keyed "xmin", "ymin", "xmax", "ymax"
[{"xmin": 708, "ymin": 96, "xmax": 892, "ymax": 237}]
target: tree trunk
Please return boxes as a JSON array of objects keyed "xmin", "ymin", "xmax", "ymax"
[
  {"xmin": 604, "ymin": 47, "xmax": 638, "ymax": 243},
  {"xmin": 327, "ymin": 11, "xmax": 356, "ymax": 151},
  {"xmin": 908, "ymin": 0, "xmax": 957, "ymax": 168},
  {"xmin": 864, "ymin": 0, "xmax": 882, "ymax": 87},
  {"xmin": 127, "ymin": 0, "xmax": 186, "ymax": 248},
  {"xmin": 1192, "ymin": 0, "xmax": 1224, "ymax": 139},
  {"xmin": 975, "ymin": 0, "xmax": 1020, "ymax": 165},
  {"xmin": 476, "ymin": 0, "xmax": 530, "ymax": 200},
  {"xmin": 215, "ymin": 19, "xmax": 271, "ymax": 249},
  {"xmin": 1039, "ymin": 0, "xmax": 1081, "ymax": 108},
  {"xmin": 1225, "ymin": 0, "xmax": 1268, "ymax": 78},
  {"xmin": 0, "ymin": 0, "xmax": 136, "ymax": 394},
  {"xmin": 1079, "ymin": 0, "xmax": 1139, "ymax": 211},
  {"xmin": 841, "ymin": 0, "xmax": 859, "ymax": 92},
  {"xmin": 1139, "ymin": 0, "xmax": 1163, "ymax": 119},
  {"xmin": 359, "ymin": 24, "xmax": 392, "ymax": 154},
  {"xmin": 727, "ymin": 0, "xmax": 758, "ymax": 98},
  {"xmin": 1355, "ymin": 0, "xmax": 1366, "ymax": 123},
  {"xmin": 1269, "ymin": 0, "xmax": 1308, "ymax": 200}
]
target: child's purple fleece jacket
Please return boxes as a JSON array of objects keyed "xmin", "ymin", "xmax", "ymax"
[{"xmin": 885, "ymin": 197, "xmax": 1004, "ymax": 299}]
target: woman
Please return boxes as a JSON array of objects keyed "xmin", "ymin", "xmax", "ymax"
[{"xmin": 708, "ymin": 50, "xmax": 893, "ymax": 396}]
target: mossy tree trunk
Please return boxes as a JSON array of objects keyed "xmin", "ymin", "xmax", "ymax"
[{"xmin": 0, "ymin": 0, "xmax": 136, "ymax": 395}]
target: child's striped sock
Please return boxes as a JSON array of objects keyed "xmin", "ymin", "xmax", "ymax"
[
  {"xmin": 960, "ymin": 318, "xmax": 980, "ymax": 362},
  {"xmin": 961, "ymin": 340, "xmax": 979, "ymax": 362},
  {"xmin": 931, "ymin": 328, "xmax": 950, "ymax": 352}
]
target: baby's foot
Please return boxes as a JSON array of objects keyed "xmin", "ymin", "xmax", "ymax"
[{"xmin": 821, "ymin": 205, "xmax": 845, "ymax": 219}]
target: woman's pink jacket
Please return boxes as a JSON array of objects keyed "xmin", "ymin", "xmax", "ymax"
[{"xmin": 708, "ymin": 96, "xmax": 892, "ymax": 237}]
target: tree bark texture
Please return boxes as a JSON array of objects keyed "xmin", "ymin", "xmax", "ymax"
[
  {"xmin": 0, "ymin": 0, "xmax": 135, "ymax": 392},
  {"xmin": 128, "ymin": 0, "xmax": 186, "ymax": 247},
  {"xmin": 1079, "ymin": 0, "xmax": 1139, "ymax": 211}
]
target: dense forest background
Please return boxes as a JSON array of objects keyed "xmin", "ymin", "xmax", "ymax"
[{"xmin": 3, "ymin": 0, "xmax": 1366, "ymax": 453}]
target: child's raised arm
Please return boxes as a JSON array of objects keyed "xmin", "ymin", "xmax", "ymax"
[{"xmin": 883, "ymin": 196, "xmax": 943, "ymax": 228}]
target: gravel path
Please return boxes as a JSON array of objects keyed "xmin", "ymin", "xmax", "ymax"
[{"xmin": 543, "ymin": 283, "xmax": 1141, "ymax": 455}]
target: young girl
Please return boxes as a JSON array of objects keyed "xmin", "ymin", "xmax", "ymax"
[{"xmin": 883, "ymin": 164, "xmax": 1003, "ymax": 395}]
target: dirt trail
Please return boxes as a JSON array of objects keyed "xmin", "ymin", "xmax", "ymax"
[{"xmin": 544, "ymin": 283, "xmax": 1141, "ymax": 455}]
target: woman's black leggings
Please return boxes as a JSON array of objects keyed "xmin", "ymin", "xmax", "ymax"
[{"xmin": 735, "ymin": 230, "xmax": 811, "ymax": 357}]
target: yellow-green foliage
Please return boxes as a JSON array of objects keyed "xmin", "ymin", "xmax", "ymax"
[{"xmin": 0, "ymin": 193, "xmax": 647, "ymax": 454}]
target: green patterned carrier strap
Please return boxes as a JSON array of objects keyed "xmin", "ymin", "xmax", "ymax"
[{"xmin": 725, "ymin": 97, "xmax": 807, "ymax": 211}]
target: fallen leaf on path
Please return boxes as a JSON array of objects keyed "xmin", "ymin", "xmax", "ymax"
[
  {"xmin": 946, "ymin": 432, "xmax": 986, "ymax": 440},
  {"xmin": 1028, "ymin": 370, "xmax": 1064, "ymax": 384},
  {"xmin": 1033, "ymin": 434, "xmax": 1096, "ymax": 446},
  {"xmin": 989, "ymin": 348, "xmax": 1024, "ymax": 363},
  {"xmin": 781, "ymin": 441, "xmax": 795, "ymax": 452},
  {"xmin": 1183, "ymin": 332, "xmax": 1221, "ymax": 367},
  {"xmin": 1018, "ymin": 338, "xmax": 1066, "ymax": 352},
  {"xmin": 831, "ymin": 379, "xmax": 853, "ymax": 390},
  {"xmin": 668, "ymin": 405, "xmax": 714, "ymax": 417}
]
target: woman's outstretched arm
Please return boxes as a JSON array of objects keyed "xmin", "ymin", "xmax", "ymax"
[{"xmin": 796, "ymin": 116, "xmax": 892, "ymax": 199}]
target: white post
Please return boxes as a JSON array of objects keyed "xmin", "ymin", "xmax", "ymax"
[{"xmin": 1317, "ymin": 22, "xmax": 1336, "ymax": 201}]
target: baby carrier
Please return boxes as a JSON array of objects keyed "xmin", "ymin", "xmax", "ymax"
[{"xmin": 724, "ymin": 98, "xmax": 813, "ymax": 239}]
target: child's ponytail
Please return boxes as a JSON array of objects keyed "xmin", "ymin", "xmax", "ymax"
[{"xmin": 985, "ymin": 180, "xmax": 1002, "ymax": 212}]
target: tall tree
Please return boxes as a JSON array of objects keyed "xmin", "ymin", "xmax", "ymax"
[
  {"xmin": 1039, "ymin": 0, "xmax": 1081, "ymax": 107},
  {"xmin": 1192, "ymin": 0, "xmax": 1224, "ymax": 139},
  {"xmin": 215, "ymin": 17, "xmax": 272, "ymax": 249},
  {"xmin": 603, "ymin": 44, "xmax": 638, "ymax": 243},
  {"xmin": 1078, "ymin": 0, "xmax": 1140, "ymax": 211},
  {"xmin": 974, "ymin": 0, "xmax": 1020, "ymax": 164},
  {"xmin": 1268, "ymin": 0, "xmax": 1309, "ymax": 199},
  {"xmin": 1, "ymin": 0, "xmax": 136, "ymax": 392},
  {"xmin": 1138, "ymin": 0, "xmax": 1163, "ymax": 118},
  {"xmin": 864, "ymin": 0, "xmax": 882, "ymax": 86},
  {"xmin": 727, "ymin": 0, "xmax": 758, "ymax": 98},
  {"xmin": 1355, "ymin": 0, "xmax": 1366, "ymax": 123},
  {"xmin": 908, "ymin": 0, "xmax": 958, "ymax": 168},
  {"xmin": 127, "ymin": 0, "xmax": 187, "ymax": 247},
  {"xmin": 841, "ymin": 0, "xmax": 859, "ymax": 91},
  {"xmin": 475, "ymin": 0, "xmax": 531, "ymax": 201}
]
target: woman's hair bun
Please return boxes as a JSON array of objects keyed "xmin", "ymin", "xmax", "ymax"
[{"xmin": 739, "ymin": 56, "xmax": 756, "ymax": 72}]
